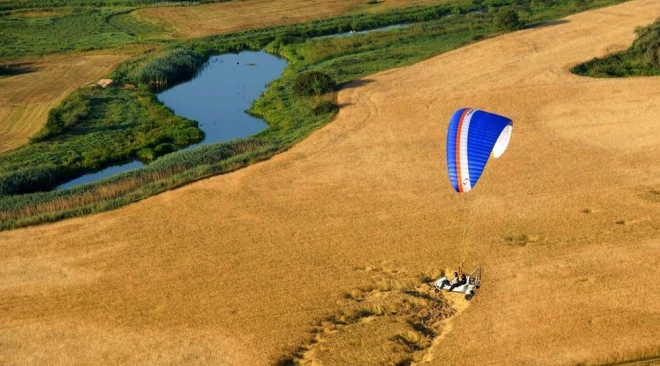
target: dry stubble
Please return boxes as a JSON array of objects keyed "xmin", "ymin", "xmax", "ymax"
[
  {"xmin": 1, "ymin": 0, "xmax": 660, "ymax": 365},
  {"xmin": 135, "ymin": 0, "xmax": 449, "ymax": 38},
  {"xmin": 0, "ymin": 51, "xmax": 135, "ymax": 153}
]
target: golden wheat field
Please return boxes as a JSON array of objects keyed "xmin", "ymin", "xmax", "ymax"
[
  {"xmin": 1, "ymin": 0, "xmax": 660, "ymax": 365},
  {"xmin": 135, "ymin": 0, "xmax": 449, "ymax": 38},
  {"xmin": 0, "ymin": 50, "xmax": 138, "ymax": 153}
]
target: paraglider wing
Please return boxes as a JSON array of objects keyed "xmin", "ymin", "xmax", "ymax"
[{"xmin": 446, "ymin": 108, "xmax": 512, "ymax": 193}]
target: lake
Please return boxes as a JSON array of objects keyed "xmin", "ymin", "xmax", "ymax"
[
  {"xmin": 57, "ymin": 23, "xmax": 411, "ymax": 190},
  {"xmin": 57, "ymin": 51, "xmax": 287, "ymax": 190}
]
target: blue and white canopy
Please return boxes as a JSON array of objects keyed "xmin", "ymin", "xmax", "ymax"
[{"xmin": 446, "ymin": 108, "xmax": 512, "ymax": 193}]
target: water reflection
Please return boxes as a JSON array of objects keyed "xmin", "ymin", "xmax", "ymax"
[{"xmin": 57, "ymin": 160, "xmax": 145, "ymax": 190}]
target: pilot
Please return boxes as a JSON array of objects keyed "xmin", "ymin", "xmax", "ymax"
[{"xmin": 448, "ymin": 272, "xmax": 467, "ymax": 292}]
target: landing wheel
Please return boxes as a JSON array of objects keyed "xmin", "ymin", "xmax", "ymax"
[{"xmin": 465, "ymin": 293, "xmax": 473, "ymax": 301}]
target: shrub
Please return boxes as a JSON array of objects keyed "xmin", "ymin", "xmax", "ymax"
[
  {"xmin": 131, "ymin": 48, "xmax": 208, "ymax": 88},
  {"xmin": 644, "ymin": 43, "xmax": 660, "ymax": 68},
  {"xmin": 312, "ymin": 101, "xmax": 339, "ymax": 116},
  {"xmin": 632, "ymin": 19, "xmax": 660, "ymax": 68},
  {"xmin": 291, "ymin": 71, "xmax": 336, "ymax": 96},
  {"xmin": 0, "ymin": 165, "xmax": 60, "ymax": 195},
  {"xmin": 573, "ymin": 17, "xmax": 660, "ymax": 77},
  {"xmin": 137, "ymin": 148, "xmax": 156, "ymax": 162},
  {"xmin": 31, "ymin": 91, "xmax": 91, "ymax": 141},
  {"xmin": 154, "ymin": 143, "xmax": 176, "ymax": 156},
  {"xmin": 494, "ymin": 9, "xmax": 521, "ymax": 31}
]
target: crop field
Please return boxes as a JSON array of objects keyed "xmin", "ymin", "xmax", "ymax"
[
  {"xmin": 0, "ymin": 0, "xmax": 659, "ymax": 365},
  {"xmin": 0, "ymin": 51, "xmax": 133, "ymax": 153},
  {"xmin": 135, "ymin": 0, "xmax": 450, "ymax": 38}
]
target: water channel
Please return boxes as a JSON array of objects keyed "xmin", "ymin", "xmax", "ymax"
[{"xmin": 316, "ymin": 24, "xmax": 409, "ymax": 39}]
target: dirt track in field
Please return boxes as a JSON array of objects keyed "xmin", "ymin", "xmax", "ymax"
[
  {"xmin": 1, "ymin": 1, "xmax": 660, "ymax": 365},
  {"xmin": 0, "ymin": 52, "xmax": 131, "ymax": 153},
  {"xmin": 135, "ymin": 0, "xmax": 448, "ymax": 38}
]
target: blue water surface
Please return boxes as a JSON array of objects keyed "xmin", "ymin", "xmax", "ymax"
[{"xmin": 57, "ymin": 51, "xmax": 287, "ymax": 190}]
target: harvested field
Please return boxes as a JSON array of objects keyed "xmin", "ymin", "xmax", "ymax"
[
  {"xmin": 0, "ymin": 51, "xmax": 133, "ymax": 153},
  {"xmin": 135, "ymin": 0, "xmax": 448, "ymax": 38},
  {"xmin": 1, "ymin": 0, "xmax": 660, "ymax": 365}
]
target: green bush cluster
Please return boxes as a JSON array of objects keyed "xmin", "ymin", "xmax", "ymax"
[
  {"xmin": 494, "ymin": 9, "xmax": 522, "ymax": 30},
  {"xmin": 572, "ymin": 17, "xmax": 660, "ymax": 77},
  {"xmin": 632, "ymin": 19, "xmax": 660, "ymax": 68},
  {"xmin": 0, "ymin": 165, "xmax": 60, "ymax": 196},
  {"xmin": 312, "ymin": 101, "xmax": 339, "ymax": 116},
  {"xmin": 292, "ymin": 71, "xmax": 336, "ymax": 96},
  {"xmin": 0, "ymin": 138, "xmax": 278, "ymax": 229}
]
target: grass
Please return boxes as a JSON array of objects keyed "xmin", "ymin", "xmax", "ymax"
[
  {"xmin": 0, "ymin": 0, "xmax": 210, "ymax": 12},
  {"xmin": 0, "ymin": 7, "xmax": 160, "ymax": 60},
  {"xmin": 0, "ymin": 0, "xmax": 633, "ymax": 230}
]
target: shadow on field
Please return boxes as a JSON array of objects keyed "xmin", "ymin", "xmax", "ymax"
[
  {"xmin": 275, "ymin": 266, "xmax": 457, "ymax": 366},
  {"xmin": 527, "ymin": 19, "xmax": 570, "ymax": 29},
  {"xmin": 0, "ymin": 62, "xmax": 39, "ymax": 77},
  {"xmin": 339, "ymin": 79, "xmax": 374, "ymax": 90}
]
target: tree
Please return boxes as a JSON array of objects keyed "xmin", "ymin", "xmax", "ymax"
[
  {"xmin": 292, "ymin": 71, "xmax": 336, "ymax": 96},
  {"xmin": 494, "ymin": 9, "xmax": 521, "ymax": 31},
  {"xmin": 632, "ymin": 20, "xmax": 660, "ymax": 68}
]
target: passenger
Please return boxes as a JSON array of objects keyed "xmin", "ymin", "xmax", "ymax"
[
  {"xmin": 448, "ymin": 272, "xmax": 466, "ymax": 292},
  {"xmin": 437, "ymin": 271, "xmax": 455, "ymax": 290}
]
